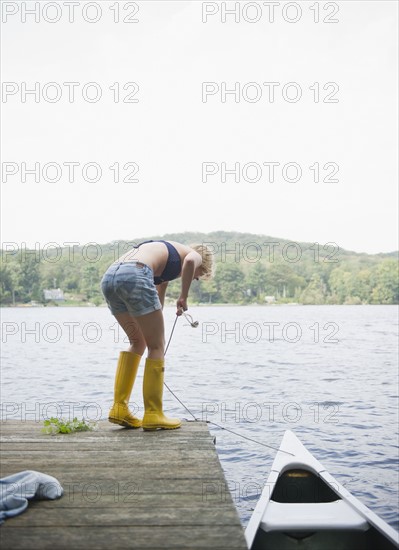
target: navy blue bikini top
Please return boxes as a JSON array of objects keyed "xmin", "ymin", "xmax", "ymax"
[{"xmin": 135, "ymin": 240, "xmax": 181, "ymax": 285}]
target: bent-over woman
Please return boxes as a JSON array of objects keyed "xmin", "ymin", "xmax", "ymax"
[{"xmin": 100, "ymin": 240, "xmax": 214, "ymax": 430}]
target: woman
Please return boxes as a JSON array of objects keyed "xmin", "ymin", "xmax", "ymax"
[{"xmin": 100, "ymin": 240, "xmax": 214, "ymax": 431}]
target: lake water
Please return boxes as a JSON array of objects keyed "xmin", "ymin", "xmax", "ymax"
[{"xmin": 1, "ymin": 305, "xmax": 398, "ymax": 530}]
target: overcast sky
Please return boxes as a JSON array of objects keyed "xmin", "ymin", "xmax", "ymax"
[{"xmin": 1, "ymin": 1, "xmax": 398, "ymax": 254}]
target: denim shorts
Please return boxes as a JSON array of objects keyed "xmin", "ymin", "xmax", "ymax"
[{"xmin": 100, "ymin": 262, "xmax": 162, "ymax": 317}]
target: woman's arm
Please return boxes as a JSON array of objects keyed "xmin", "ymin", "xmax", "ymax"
[
  {"xmin": 156, "ymin": 281, "xmax": 168, "ymax": 309},
  {"xmin": 177, "ymin": 251, "xmax": 202, "ymax": 313}
]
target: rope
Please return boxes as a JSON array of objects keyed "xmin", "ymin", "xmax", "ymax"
[
  {"xmin": 163, "ymin": 381, "xmax": 197, "ymax": 421},
  {"xmin": 163, "ymin": 314, "xmax": 198, "ymax": 421},
  {"xmin": 162, "ymin": 314, "xmax": 294, "ymax": 456},
  {"xmin": 164, "ymin": 314, "xmax": 179, "ymax": 356},
  {"xmin": 207, "ymin": 420, "xmax": 294, "ymax": 456}
]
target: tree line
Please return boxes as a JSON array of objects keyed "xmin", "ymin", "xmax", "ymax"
[{"xmin": 0, "ymin": 232, "xmax": 398, "ymax": 305}]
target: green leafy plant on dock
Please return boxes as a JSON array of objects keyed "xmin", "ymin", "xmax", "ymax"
[{"xmin": 42, "ymin": 417, "xmax": 97, "ymax": 435}]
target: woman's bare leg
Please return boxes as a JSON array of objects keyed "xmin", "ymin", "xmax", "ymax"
[
  {"xmin": 133, "ymin": 309, "xmax": 165, "ymax": 360},
  {"xmin": 113, "ymin": 312, "xmax": 147, "ymax": 356},
  {"xmin": 108, "ymin": 312, "xmax": 145, "ymax": 428}
]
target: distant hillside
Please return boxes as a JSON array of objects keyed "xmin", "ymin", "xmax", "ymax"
[{"xmin": 1, "ymin": 231, "xmax": 398, "ymax": 305}]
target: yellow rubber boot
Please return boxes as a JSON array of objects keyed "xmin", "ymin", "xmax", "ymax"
[
  {"xmin": 142, "ymin": 358, "xmax": 181, "ymax": 431},
  {"xmin": 109, "ymin": 351, "xmax": 142, "ymax": 428}
]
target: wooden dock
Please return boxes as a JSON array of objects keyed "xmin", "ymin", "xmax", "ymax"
[{"xmin": 0, "ymin": 420, "xmax": 248, "ymax": 549}]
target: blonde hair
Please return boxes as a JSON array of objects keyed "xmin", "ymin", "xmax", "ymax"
[{"xmin": 189, "ymin": 243, "xmax": 215, "ymax": 281}]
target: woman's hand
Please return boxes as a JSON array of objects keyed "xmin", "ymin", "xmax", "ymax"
[{"xmin": 176, "ymin": 297, "xmax": 188, "ymax": 315}]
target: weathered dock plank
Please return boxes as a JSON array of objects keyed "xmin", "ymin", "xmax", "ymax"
[{"xmin": 0, "ymin": 421, "xmax": 248, "ymax": 550}]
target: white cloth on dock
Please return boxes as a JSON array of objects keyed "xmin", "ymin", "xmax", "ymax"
[{"xmin": 0, "ymin": 470, "xmax": 63, "ymax": 524}]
